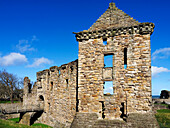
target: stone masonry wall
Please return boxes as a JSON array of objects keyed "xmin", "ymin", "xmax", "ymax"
[
  {"xmin": 23, "ymin": 77, "xmax": 38, "ymax": 109},
  {"xmin": 23, "ymin": 60, "xmax": 78, "ymax": 127},
  {"xmin": 71, "ymin": 113, "xmax": 159, "ymax": 128},
  {"xmin": 78, "ymin": 34, "xmax": 152, "ymax": 120}
]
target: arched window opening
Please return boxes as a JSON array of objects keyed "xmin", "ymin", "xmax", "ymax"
[
  {"xmin": 39, "ymin": 95, "xmax": 44, "ymax": 101},
  {"xmin": 124, "ymin": 48, "xmax": 127, "ymax": 69}
]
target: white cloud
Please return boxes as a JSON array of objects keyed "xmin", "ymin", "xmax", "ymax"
[
  {"xmin": 27, "ymin": 57, "xmax": 52, "ymax": 68},
  {"xmin": 16, "ymin": 36, "xmax": 38, "ymax": 53},
  {"xmin": 152, "ymin": 47, "xmax": 170, "ymax": 60},
  {"xmin": 152, "ymin": 66, "xmax": 170, "ymax": 77},
  {"xmin": 0, "ymin": 53, "xmax": 27, "ymax": 66},
  {"xmin": 31, "ymin": 35, "xmax": 38, "ymax": 42},
  {"xmin": 16, "ymin": 40, "xmax": 35, "ymax": 53}
]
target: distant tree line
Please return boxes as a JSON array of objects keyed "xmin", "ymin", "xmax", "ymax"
[{"xmin": 0, "ymin": 70, "xmax": 23, "ymax": 103}]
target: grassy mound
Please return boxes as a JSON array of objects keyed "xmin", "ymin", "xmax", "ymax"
[
  {"xmin": 0, "ymin": 118, "xmax": 52, "ymax": 128},
  {"xmin": 8, "ymin": 118, "xmax": 20, "ymax": 123},
  {"xmin": 155, "ymin": 109, "xmax": 170, "ymax": 128}
]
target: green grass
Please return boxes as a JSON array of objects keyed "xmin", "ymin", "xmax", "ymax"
[
  {"xmin": 32, "ymin": 123, "xmax": 53, "ymax": 128},
  {"xmin": 157, "ymin": 109, "xmax": 170, "ymax": 113},
  {"xmin": 154, "ymin": 103, "xmax": 169, "ymax": 108},
  {"xmin": 8, "ymin": 118, "xmax": 20, "ymax": 123},
  {"xmin": 0, "ymin": 119, "xmax": 52, "ymax": 128},
  {"xmin": 0, "ymin": 101, "xmax": 20, "ymax": 104},
  {"xmin": 155, "ymin": 109, "xmax": 170, "ymax": 128}
]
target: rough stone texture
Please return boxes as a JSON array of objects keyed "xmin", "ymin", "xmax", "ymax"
[
  {"xmin": 0, "ymin": 103, "xmax": 23, "ymax": 114},
  {"xmin": 78, "ymin": 34, "xmax": 152, "ymax": 119},
  {"xmin": 74, "ymin": 23, "xmax": 154, "ymax": 41},
  {"xmin": 19, "ymin": 112, "xmax": 32, "ymax": 125},
  {"xmin": 71, "ymin": 113, "xmax": 99, "ymax": 128},
  {"xmin": 152, "ymin": 98, "xmax": 170, "ymax": 104},
  {"xmin": 88, "ymin": 3, "xmax": 139, "ymax": 31},
  {"xmin": 23, "ymin": 60, "xmax": 78, "ymax": 127},
  {"xmin": 71, "ymin": 113, "xmax": 159, "ymax": 128},
  {"xmin": 0, "ymin": 113, "xmax": 6, "ymax": 119},
  {"xmin": 0, "ymin": 103, "xmax": 20, "ymax": 119},
  {"xmin": 126, "ymin": 113, "xmax": 159, "ymax": 128}
]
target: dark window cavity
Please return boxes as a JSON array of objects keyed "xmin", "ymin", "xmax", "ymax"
[
  {"xmin": 124, "ymin": 48, "xmax": 127, "ymax": 69},
  {"xmin": 66, "ymin": 79, "xmax": 69, "ymax": 88},
  {"xmin": 50, "ymin": 82, "xmax": 53, "ymax": 91},
  {"xmin": 39, "ymin": 95, "xmax": 44, "ymax": 101},
  {"xmin": 103, "ymin": 38, "xmax": 107, "ymax": 45}
]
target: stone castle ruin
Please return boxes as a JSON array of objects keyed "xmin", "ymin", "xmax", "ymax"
[{"xmin": 1, "ymin": 3, "xmax": 159, "ymax": 128}]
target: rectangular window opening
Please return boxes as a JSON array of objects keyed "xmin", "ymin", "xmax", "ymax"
[
  {"xmin": 28, "ymin": 83, "xmax": 32, "ymax": 93},
  {"xmin": 99, "ymin": 101, "xmax": 105, "ymax": 119},
  {"xmin": 50, "ymin": 82, "xmax": 53, "ymax": 91},
  {"xmin": 104, "ymin": 54, "xmax": 113, "ymax": 67},
  {"xmin": 124, "ymin": 48, "xmax": 127, "ymax": 69},
  {"xmin": 66, "ymin": 79, "xmax": 69, "ymax": 88},
  {"xmin": 103, "ymin": 81, "xmax": 113, "ymax": 95},
  {"xmin": 103, "ymin": 38, "xmax": 107, "ymax": 45}
]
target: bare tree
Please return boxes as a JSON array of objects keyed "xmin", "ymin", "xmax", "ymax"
[{"xmin": 0, "ymin": 70, "xmax": 23, "ymax": 103}]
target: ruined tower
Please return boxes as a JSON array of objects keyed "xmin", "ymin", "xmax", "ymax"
[
  {"xmin": 74, "ymin": 2, "xmax": 154, "ymax": 119},
  {"xmin": 11, "ymin": 2, "xmax": 158, "ymax": 128}
]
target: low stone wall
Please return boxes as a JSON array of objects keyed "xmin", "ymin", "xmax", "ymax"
[
  {"xmin": 126, "ymin": 113, "xmax": 159, "ymax": 128},
  {"xmin": 0, "ymin": 113, "xmax": 6, "ymax": 119},
  {"xmin": 5, "ymin": 113, "xmax": 20, "ymax": 119},
  {"xmin": 0, "ymin": 103, "xmax": 22, "ymax": 119},
  {"xmin": 71, "ymin": 113, "xmax": 159, "ymax": 128},
  {"xmin": 153, "ymin": 104, "xmax": 168, "ymax": 114},
  {"xmin": 153, "ymin": 98, "xmax": 170, "ymax": 104},
  {"xmin": 0, "ymin": 103, "xmax": 23, "ymax": 111}
]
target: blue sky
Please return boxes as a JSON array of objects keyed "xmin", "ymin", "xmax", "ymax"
[{"xmin": 0, "ymin": 0, "xmax": 170, "ymax": 95}]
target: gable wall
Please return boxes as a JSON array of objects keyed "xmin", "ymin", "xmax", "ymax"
[{"xmin": 78, "ymin": 34, "xmax": 152, "ymax": 119}]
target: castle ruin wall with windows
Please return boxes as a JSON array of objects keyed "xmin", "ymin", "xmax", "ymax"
[{"xmin": 21, "ymin": 3, "xmax": 158, "ymax": 128}]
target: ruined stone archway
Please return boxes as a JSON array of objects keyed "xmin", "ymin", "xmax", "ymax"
[
  {"xmin": 30, "ymin": 111, "xmax": 43, "ymax": 125},
  {"xmin": 38, "ymin": 95, "xmax": 45, "ymax": 110}
]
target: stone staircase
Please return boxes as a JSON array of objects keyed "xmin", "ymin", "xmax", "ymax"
[{"xmin": 71, "ymin": 113, "xmax": 159, "ymax": 128}]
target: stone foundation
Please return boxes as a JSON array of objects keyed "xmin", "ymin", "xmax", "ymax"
[{"xmin": 71, "ymin": 113, "xmax": 159, "ymax": 128}]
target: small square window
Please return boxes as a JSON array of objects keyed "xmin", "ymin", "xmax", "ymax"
[{"xmin": 104, "ymin": 81, "xmax": 113, "ymax": 95}]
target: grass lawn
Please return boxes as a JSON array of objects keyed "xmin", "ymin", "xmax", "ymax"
[
  {"xmin": 0, "ymin": 101, "xmax": 20, "ymax": 104},
  {"xmin": 154, "ymin": 103, "xmax": 169, "ymax": 108},
  {"xmin": 155, "ymin": 109, "xmax": 170, "ymax": 128},
  {"xmin": 8, "ymin": 118, "xmax": 20, "ymax": 123},
  {"xmin": 0, "ymin": 118, "xmax": 52, "ymax": 128}
]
